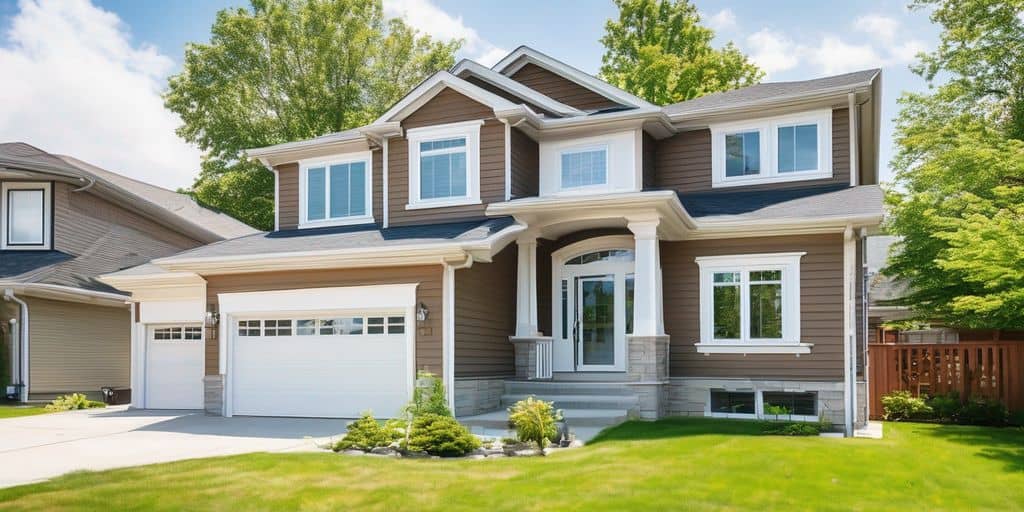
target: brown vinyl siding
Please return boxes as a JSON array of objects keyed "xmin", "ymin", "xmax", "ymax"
[
  {"xmin": 642, "ymin": 132, "xmax": 656, "ymax": 190},
  {"xmin": 388, "ymin": 88, "xmax": 506, "ymax": 226},
  {"xmin": 510, "ymin": 127, "xmax": 539, "ymax": 198},
  {"xmin": 26, "ymin": 297, "xmax": 130, "ymax": 394},
  {"xmin": 663, "ymin": 234, "xmax": 845, "ymax": 380},
  {"xmin": 508, "ymin": 63, "xmax": 620, "ymax": 111},
  {"xmin": 454, "ymin": 246, "xmax": 516, "ymax": 377},
  {"xmin": 274, "ymin": 149, "xmax": 383, "ymax": 231},
  {"xmin": 204, "ymin": 265, "xmax": 444, "ymax": 377},
  {"xmin": 463, "ymin": 76, "xmax": 557, "ymax": 117},
  {"xmin": 654, "ymin": 108, "xmax": 851, "ymax": 193}
]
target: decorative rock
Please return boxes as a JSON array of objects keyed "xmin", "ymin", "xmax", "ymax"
[
  {"xmin": 513, "ymin": 449, "xmax": 541, "ymax": 457},
  {"xmin": 369, "ymin": 447, "xmax": 399, "ymax": 457},
  {"xmin": 486, "ymin": 453, "xmax": 506, "ymax": 458},
  {"xmin": 466, "ymin": 454, "xmax": 487, "ymax": 460},
  {"xmin": 403, "ymin": 451, "xmax": 430, "ymax": 459},
  {"xmin": 483, "ymin": 449, "xmax": 504, "ymax": 456},
  {"xmin": 341, "ymin": 450, "xmax": 365, "ymax": 456},
  {"xmin": 470, "ymin": 448, "xmax": 488, "ymax": 457}
]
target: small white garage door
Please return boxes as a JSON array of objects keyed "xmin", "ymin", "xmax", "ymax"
[
  {"xmin": 230, "ymin": 314, "xmax": 410, "ymax": 418},
  {"xmin": 146, "ymin": 325, "xmax": 205, "ymax": 409}
]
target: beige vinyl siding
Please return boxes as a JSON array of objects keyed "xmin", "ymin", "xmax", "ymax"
[
  {"xmin": 275, "ymin": 150, "xmax": 383, "ymax": 231},
  {"xmin": 510, "ymin": 127, "xmax": 539, "ymax": 198},
  {"xmin": 204, "ymin": 265, "xmax": 444, "ymax": 378},
  {"xmin": 387, "ymin": 88, "xmax": 506, "ymax": 226},
  {"xmin": 453, "ymin": 246, "xmax": 516, "ymax": 377},
  {"xmin": 26, "ymin": 297, "xmax": 130, "ymax": 394},
  {"xmin": 662, "ymin": 234, "xmax": 845, "ymax": 380},
  {"xmin": 654, "ymin": 108, "xmax": 852, "ymax": 193},
  {"xmin": 508, "ymin": 63, "xmax": 620, "ymax": 111}
]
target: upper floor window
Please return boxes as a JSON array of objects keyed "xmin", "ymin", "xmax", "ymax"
[
  {"xmin": 711, "ymin": 110, "xmax": 832, "ymax": 188},
  {"xmin": 1, "ymin": 181, "xmax": 51, "ymax": 250},
  {"xmin": 560, "ymin": 146, "xmax": 608, "ymax": 189},
  {"xmin": 407, "ymin": 120, "xmax": 481, "ymax": 209},
  {"xmin": 299, "ymin": 152, "xmax": 373, "ymax": 228}
]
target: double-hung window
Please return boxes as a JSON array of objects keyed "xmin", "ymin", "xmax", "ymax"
[
  {"xmin": 711, "ymin": 110, "xmax": 831, "ymax": 187},
  {"xmin": 407, "ymin": 120, "xmax": 481, "ymax": 208},
  {"xmin": 1, "ymin": 182, "xmax": 51, "ymax": 250},
  {"xmin": 696, "ymin": 252, "xmax": 809, "ymax": 354},
  {"xmin": 560, "ymin": 146, "xmax": 608, "ymax": 189},
  {"xmin": 300, "ymin": 152, "xmax": 372, "ymax": 228}
]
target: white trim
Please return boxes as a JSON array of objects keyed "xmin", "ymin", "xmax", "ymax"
[
  {"xmin": 451, "ymin": 59, "xmax": 585, "ymax": 117},
  {"xmin": 710, "ymin": 109, "xmax": 832, "ymax": 188},
  {"xmin": 696, "ymin": 252, "xmax": 805, "ymax": 350},
  {"xmin": 442, "ymin": 261, "xmax": 463, "ymax": 411},
  {"xmin": 558, "ymin": 143, "xmax": 610, "ymax": 191},
  {"xmin": 1, "ymin": 181, "xmax": 52, "ymax": 250},
  {"xmin": 492, "ymin": 47, "xmax": 655, "ymax": 110},
  {"xmin": 382, "ymin": 138, "xmax": 390, "ymax": 228},
  {"xmin": 373, "ymin": 71, "xmax": 525, "ymax": 125},
  {"xmin": 298, "ymin": 151, "xmax": 374, "ymax": 228},
  {"xmin": 848, "ymin": 93, "xmax": 859, "ymax": 187},
  {"xmin": 272, "ymin": 167, "xmax": 280, "ymax": 231},
  {"xmin": 704, "ymin": 388, "xmax": 822, "ymax": 421},
  {"xmin": 406, "ymin": 120, "xmax": 482, "ymax": 209},
  {"xmin": 843, "ymin": 226, "xmax": 856, "ymax": 436},
  {"xmin": 503, "ymin": 120, "xmax": 512, "ymax": 201}
]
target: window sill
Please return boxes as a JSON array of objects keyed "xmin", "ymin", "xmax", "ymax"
[
  {"xmin": 405, "ymin": 198, "xmax": 481, "ymax": 210},
  {"xmin": 299, "ymin": 215, "xmax": 375, "ymax": 229},
  {"xmin": 712, "ymin": 170, "xmax": 833, "ymax": 189},
  {"xmin": 695, "ymin": 342, "xmax": 813, "ymax": 355}
]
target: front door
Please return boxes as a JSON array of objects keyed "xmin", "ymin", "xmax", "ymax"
[{"xmin": 577, "ymin": 275, "xmax": 617, "ymax": 370}]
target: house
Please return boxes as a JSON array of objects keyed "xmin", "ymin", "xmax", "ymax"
[
  {"xmin": 102, "ymin": 47, "xmax": 883, "ymax": 435},
  {"xmin": 0, "ymin": 143, "xmax": 257, "ymax": 403}
]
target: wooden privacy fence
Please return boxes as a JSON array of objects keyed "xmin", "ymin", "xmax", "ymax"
[{"xmin": 868, "ymin": 342, "xmax": 1024, "ymax": 419}]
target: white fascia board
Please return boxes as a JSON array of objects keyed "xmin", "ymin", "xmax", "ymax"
[
  {"xmin": 245, "ymin": 131, "xmax": 367, "ymax": 160},
  {"xmin": 451, "ymin": 60, "xmax": 585, "ymax": 117},
  {"xmin": 689, "ymin": 213, "xmax": 884, "ymax": 239},
  {"xmin": 0, "ymin": 282, "xmax": 129, "ymax": 306},
  {"xmin": 370, "ymin": 71, "xmax": 526, "ymax": 125},
  {"xmin": 492, "ymin": 47, "xmax": 655, "ymax": 110}
]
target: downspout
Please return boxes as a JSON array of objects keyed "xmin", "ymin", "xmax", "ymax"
[
  {"xmin": 842, "ymin": 226, "xmax": 855, "ymax": 436},
  {"xmin": 860, "ymin": 228, "xmax": 870, "ymax": 421},
  {"xmin": 848, "ymin": 93, "xmax": 859, "ymax": 186},
  {"xmin": 3, "ymin": 289, "xmax": 28, "ymax": 402},
  {"xmin": 442, "ymin": 255, "xmax": 474, "ymax": 413}
]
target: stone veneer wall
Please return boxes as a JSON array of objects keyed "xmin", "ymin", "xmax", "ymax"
[
  {"xmin": 626, "ymin": 335, "xmax": 670, "ymax": 419},
  {"xmin": 666, "ymin": 377, "xmax": 847, "ymax": 427},
  {"xmin": 203, "ymin": 375, "xmax": 224, "ymax": 415},
  {"xmin": 454, "ymin": 377, "xmax": 507, "ymax": 417}
]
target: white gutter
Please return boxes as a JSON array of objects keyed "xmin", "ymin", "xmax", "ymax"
[
  {"xmin": 3, "ymin": 289, "xmax": 29, "ymax": 402},
  {"xmin": 848, "ymin": 92, "xmax": 859, "ymax": 186},
  {"xmin": 0, "ymin": 282, "xmax": 129, "ymax": 306},
  {"xmin": 843, "ymin": 225, "xmax": 856, "ymax": 436},
  {"xmin": 442, "ymin": 255, "xmax": 474, "ymax": 411}
]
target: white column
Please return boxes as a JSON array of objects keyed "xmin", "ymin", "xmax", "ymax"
[
  {"xmin": 629, "ymin": 218, "xmax": 664, "ymax": 337},
  {"xmin": 515, "ymin": 236, "xmax": 540, "ymax": 337}
]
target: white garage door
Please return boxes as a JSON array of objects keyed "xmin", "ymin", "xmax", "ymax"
[
  {"xmin": 146, "ymin": 325, "xmax": 205, "ymax": 409},
  {"xmin": 230, "ymin": 314, "xmax": 410, "ymax": 418}
]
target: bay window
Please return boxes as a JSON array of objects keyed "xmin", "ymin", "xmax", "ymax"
[
  {"xmin": 407, "ymin": 120, "xmax": 481, "ymax": 208},
  {"xmin": 711, "ymin": 110, "xmax": 832, "ymax": 187},
  {"xmin": 2, "ymin": 181, "xmax": 51, "ymax": 250},
  {"xmin": 696, "ymin": 252, "xmax": 810, "ymax": 354},
  {"xmin": 299, "ymin": 152, "xmax": 373, "ymax": 228}
]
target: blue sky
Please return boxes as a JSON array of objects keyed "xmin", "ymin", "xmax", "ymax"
[{"xmin": 0, "ymin": 0, "xmax": 940, "ymax": 188}]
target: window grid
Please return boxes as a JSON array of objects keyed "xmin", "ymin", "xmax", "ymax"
[
  {"xmin": 153, "ymin": 325, "xmax": 202, "ymax": 341},
  {"xmin": 710, "ymin": 269, "xmax": 785, "ymax": 342},
  {"xmin": 560, "ymin": 148, "xmax": 607, "ymax": 188},
  {"xmin": 419, "ymin": 137, "xmax": 468, "ymax": 200},
  {"xmin": 235, "ymin": 316, "xmax": 405, "ymax": 337}
]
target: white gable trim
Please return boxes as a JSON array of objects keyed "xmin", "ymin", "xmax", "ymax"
[
  {"xmin": 371, "ymin": 71, "xmax": 529, "ymax": 125},
  {"xmin": 492, "ymin": 47, "xmax": 655, "ymax": 110},
  {"xmin": 451, "ymin": 59, "xmax": 584, "ymax": 117}
]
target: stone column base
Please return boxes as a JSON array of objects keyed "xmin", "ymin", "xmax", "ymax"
[
  {"xmin": 626, "ymin": 335, "xmax": 670, "ymax": 419},
  {"xmin": 203, "ymin": 375, "xmax": 224, "ymax": 415},
  {"xmin": 509, "ymin": 336, "xmax": 553, "ymax": 380}
]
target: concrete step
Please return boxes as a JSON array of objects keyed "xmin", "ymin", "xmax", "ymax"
[
  {"xmin": 550, "ymin": 372, "xmax": 631, "ymax": 382},
  {"xmin": 504, "ymin": 380, "xmax": 636, "ymax": 396},
  {"xmin": 459, "ymin": 408, "xmax": 631, "ymax": 430},
  {"xmin": 501, "ymin": 393, "xmax": 639, "ymax": 410}
]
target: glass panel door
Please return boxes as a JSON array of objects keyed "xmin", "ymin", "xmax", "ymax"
[{"xmin": 577, "ymin": 275, "xmax": 616, "ymax": 368}]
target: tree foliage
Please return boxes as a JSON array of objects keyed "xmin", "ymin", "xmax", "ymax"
[
  {"xmin": 599, "ymin": 0, "xmax": 762, "ymax": 105},
  {"xmin": 165, "ymin": 0, "xmax": 460, "ymax": 230},
  {"xmin": 885, "ymin": 0, "xmax": 1024, "ymax": 328}
]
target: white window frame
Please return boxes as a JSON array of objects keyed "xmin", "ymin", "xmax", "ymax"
[
  {"xmin": 695, "ymin": 252, "xmax": 811, "ymax": 355},
  {"xmin": 558, "ymin": 143, "xmax": 610, "ymax": 192},
  {"xmin": 1, "ymin": 181, "xmax": 52, "ymax": 250},
  {"xmin": 710, "ymin": 109, "xmax": 832, "ymax": 188},
  {"xmin": 705, "ymin": 389, "xmax": 820, "ymax": 422},
  {"xmin": 298, "ymin": 151, "xmax": 374, "ymax": 228},
  {"xmin": 406, "ymin": 120, "xmax": 482, "ymax": 209}
]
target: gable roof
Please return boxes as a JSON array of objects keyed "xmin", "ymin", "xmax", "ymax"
[
  {"xmin": 664, "ymin": 69, "xmax": 880, "ymax": 118},
  {"xmin": 451, "ymin": 59, "xmax": 585, "ymax": 117},
  {"xmin": 370, "ymin": 70, "xmax": 532, "ymax": 127},
  {"xmin": 492, "ymin": 46, "xmax": 655, "ymax": 111}
]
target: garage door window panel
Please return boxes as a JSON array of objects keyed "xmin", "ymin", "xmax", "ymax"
[
  {"xmin": 238, "ymin": 320, "xmax": 261, "ymax": 337},
  {"xmin": 264, "ymin": 319, "xmax": 293, "ymax": 336}
]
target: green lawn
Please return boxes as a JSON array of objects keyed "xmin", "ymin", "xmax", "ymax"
[
  {"xmin": 0, "ymin": 403, "xmax": 49, "ymax": 419},
  {"xmin": 0, "ymin": 418, "xmax": 1021, "ymax": 511}
]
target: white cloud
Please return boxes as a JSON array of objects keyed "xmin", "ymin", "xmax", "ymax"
[
  {"xmin": 745, "ymin": 29, "xmax": 800, "ymax": 76},
  {"xmin": 807, "ymin": 36, "xmax": 885, "ymax": 75},
  {"xmin": 853, "ymin": 14, "xmax": 900, "ymax": 43},
  {"xmin": 383, "ymin": 0, "xmax": 508, "ymax": 66},
  {"xmin": 0, "ymin": 0, "xmax": 201, "ymax": 190},
  {"xmin": 706, "ymin": 9, "xmax": 737, "ymax": 32}
]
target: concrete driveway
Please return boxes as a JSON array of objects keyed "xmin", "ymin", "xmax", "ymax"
[{"xmin": 0, "ymin": 406, "xmax": 349, "ymax": 488}]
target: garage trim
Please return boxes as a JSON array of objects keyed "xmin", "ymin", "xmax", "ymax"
[{"xmin": 217, "ymin": 284, "xmax": 419, "ymax": 417}]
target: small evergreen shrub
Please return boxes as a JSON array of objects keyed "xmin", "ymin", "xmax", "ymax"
[
  {"xmin": 332, "ymin": 411, "xmax": 399, "ymax": 452},
  {"xmin": 507, "ymin": 396, "xmax": 562, "ymax": 450},
  {"xmin": 926, "ymin": 392, "xmax": 962, "ymax": 422},
  {"xmin": 403, "ymin": 371, "xmax": 451, "ymax": 418},
  {"xmin": 881, "ymin": 390, "xmax": 932, "ymax": 421},
  {"xmin": 761, "ymin": 421, "xmax": 824, "ymax": 436},
  {"xmin": 958, "ymin": 397, "xmax": 1008, "ymax": 426},
  {"xmin": 407, "ymin": 413, "xmax": 480, "ymax": 457},
  {"xmin": 45, "ymin": 393, "xmax": 106, "ymax": 412}
]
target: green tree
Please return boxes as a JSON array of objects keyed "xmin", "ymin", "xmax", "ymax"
[
  {"xmin": 165, "ymin": 0, "xmax": 460, "ymax": 230},
  {"xmin": 599, "ymin": 0, "xmax": 762, "ymax": 105},
  {"xmin": 885, "ymin": 0, "xmax": 1024, "ymax": 328}
]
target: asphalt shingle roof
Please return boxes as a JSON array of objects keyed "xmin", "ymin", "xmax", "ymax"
[{"xmin": 679, "ymin": 184, "xmax": 883, "ymax": 222}]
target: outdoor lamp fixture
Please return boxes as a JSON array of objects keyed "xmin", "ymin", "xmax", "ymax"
[
  {"xmin": 205, "ymin": 310, "xmax": 220, "ymax": 326},
  {"xmin": 417, "ymin": 302, "xmax": 429, "ymax": 322}
]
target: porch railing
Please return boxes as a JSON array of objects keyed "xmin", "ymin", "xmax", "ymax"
[{"xmin": 536, "ymin": 339, "xmax": 553, "ymax": 379}]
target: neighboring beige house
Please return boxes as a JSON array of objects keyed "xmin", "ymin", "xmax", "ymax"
[
  {"xmin": 103, "ymin": 47, "xmax": 883, "ymax": 435},
  {"xmin": 0, "ymin": 143, "xmax": 256, "ymax": 403}
]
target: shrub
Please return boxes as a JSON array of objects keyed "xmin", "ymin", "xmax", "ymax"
[
  {"xmin": 45, "ymin": 393, "xmax": 106, "ymax": 412},
  {"xmin": 761, "ymin": 421, "xmax": 824, "ymax": 436},
  {"xmin": 403, "ymin": 371, "xmax": 451, "ymax": 418},
  {"xmin": 407, "ymin": 413, "xmax": 480, "ymax": 457},
  {"xmin": 881, "ymin": 390, "xmax": 932, "ymax": 421},
  {"xmin": 332, "ymin": 411, "xmax": 400, "ymax": 452},
  {"xmin": 507, "ymin": 396, "xmax": 562, "ymax": 451},
  {"xmin": 763, "ymin": 404, "xmax": 791, "ymax": 420},
  {"xmin": 926, "ymin": 392, "xmax": 962, "ymax": 422},
  {"xmin": 958, "ymin": 397, "xmax": 1008, "ymax": 426}
]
